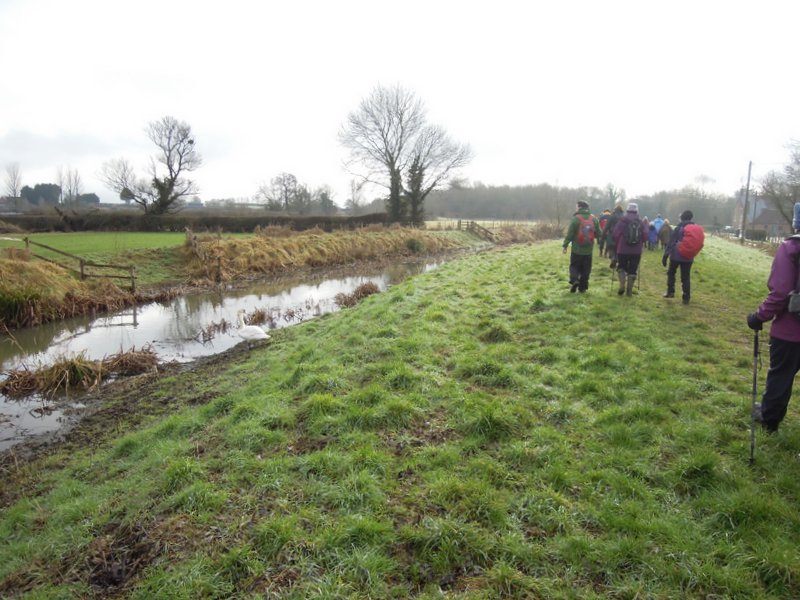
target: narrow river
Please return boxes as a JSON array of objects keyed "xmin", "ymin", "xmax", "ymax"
[{"xmin": 0, "ymin": 257, "xmax": 444, "ymax": 450}]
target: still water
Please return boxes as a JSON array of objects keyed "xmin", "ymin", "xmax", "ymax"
[{"xmin": 0, "ymin": 258, "xmax": 443, "ymax": 450}]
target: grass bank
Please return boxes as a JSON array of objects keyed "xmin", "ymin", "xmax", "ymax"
[
  {"xmin": 185, "ymin": 228, "xmax": 477, "ymax": 283},
  {"xmin": 0, "ymin": 229, "xmax": 482, "ymax": 330},
  {"xmin": 3, "ymin": 237, "xmax": 797, "ymax": 598}
]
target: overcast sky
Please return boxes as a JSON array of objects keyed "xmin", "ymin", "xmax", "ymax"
[{"xmin": 1, "ymin": 0, "xmax": 798, "ymax": 205}]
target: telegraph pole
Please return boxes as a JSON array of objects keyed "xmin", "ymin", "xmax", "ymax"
[{"xmin": 740, "ymin": 161, "xmax": 753, "ymax": 244}]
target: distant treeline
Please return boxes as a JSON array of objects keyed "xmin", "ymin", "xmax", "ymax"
[
  {"xmin": 1, "ymin": 209, "xmax": 388, "ymax": 233},
  {"xmin": 416, "ymin": 183, "xmax": 737, "ymax": 227}
]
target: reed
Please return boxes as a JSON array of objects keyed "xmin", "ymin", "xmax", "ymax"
[
  {"xmin": 184, "ymin": 228, "xmax": 463, "ymax": 283},
  {"xmin": 334, "ymin": 282, "xmax": 381, "ymax": 308},
  {"xmin": 1, "ymin": 347, "xmax": 158, "ymax": 398}
]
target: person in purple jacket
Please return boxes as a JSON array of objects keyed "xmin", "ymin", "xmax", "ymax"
[
  {"xmin": 612, "ymin": 202, "xmax": 648, "ymax": 296},
  {"xmin": 748, "ymin": 204, "xmax": 800, "ymax": 433}
]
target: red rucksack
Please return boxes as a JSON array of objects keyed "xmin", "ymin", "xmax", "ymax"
[
  {"xmin": 576, "ymin": 215, "xmax": 596, "ymax": 245},
  {"xmin": 677, "ymin": 223, "xmax": 705, "ymax": 259}
]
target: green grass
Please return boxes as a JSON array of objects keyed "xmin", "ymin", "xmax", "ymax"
[
  {"xmin": 0, "ymin": 232, "xmax": 248, "ymax": 286},
  {"xmin": 2, "ymin": 236, "xmax": 799, "ymax": 598}
]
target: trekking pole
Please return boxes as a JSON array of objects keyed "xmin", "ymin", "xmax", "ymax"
[
  {"xmin": 749, "ymin": 330, "xmax": 759, "ymax": 466},
  {"xmin": 638, "ymin": 261, "xmax": 642, "ymax": 292}
]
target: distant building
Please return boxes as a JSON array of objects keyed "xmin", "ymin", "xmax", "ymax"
[{"xmin": 732, "ymin": 191, "xmax": 792, "ymax": 238}]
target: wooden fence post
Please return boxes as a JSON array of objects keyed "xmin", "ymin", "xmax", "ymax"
[{"xmin": 130, "ymin": 266, "xmax": 136, "ymax": 294}]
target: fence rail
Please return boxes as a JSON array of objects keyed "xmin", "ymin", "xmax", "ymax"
[{"xmin": 22, "ymin": 237, "xmax": 137, "ymax": 292}]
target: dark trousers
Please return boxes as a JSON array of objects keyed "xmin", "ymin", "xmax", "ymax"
[
  {"xmin": 617, "ymin": 253, "xmax": 641, "ymax": 276},
  {"xmin": 762, "ymin": 337, "xmax": 800, "ymax": 428},
  {"xmin": 667, "ymin": 259, "xmax": 692, "ymax": 299},
  {"xmin": 569, "ymin": 253, "xmax": 592, "ymax": 291}
]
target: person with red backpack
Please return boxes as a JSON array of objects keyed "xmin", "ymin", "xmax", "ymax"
[
  {"xmin": 597, "ymin": 209, "xmax": 611, "ymax": 256},
  {"xmin": 562, "ymin": 200, "xmax": 602, "ymax": 293},
  {"xmin": 611, "ymin": 202, "xmax": 648, "ymax": 296},
  {"xmin": 662, "ymin": 210, "xmax": 704, "ymax": 304}
]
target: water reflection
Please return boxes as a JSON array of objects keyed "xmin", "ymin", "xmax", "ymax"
[{"xmin": 0, "ymin": 258, "xmax": 442, "ymax": 450}]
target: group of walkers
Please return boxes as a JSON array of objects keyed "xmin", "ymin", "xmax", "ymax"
[
  {"xmin": 562, "ymin": 200, "xmax": 704, "ymax": 302},
  {"xmin": 563, "ymin": 198, "xmax": 800, "ymax": 436}
]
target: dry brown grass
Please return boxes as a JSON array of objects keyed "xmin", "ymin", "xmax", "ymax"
[
  {"xmin": 493, "ymin": 222, "xmax": 564, "ymax": 244},
  {"xmin": 185, "ymin": 228, "xmax": 461, "ymax": 283},
  {"xmin": 334, "ymin": 282, "xmax": 381, "ymax": 308},
  {"xmin": 1, "ymin": 347, "xmax": 158, "ymax": 398},
  {"xmin": 0, "ymin": 220, "xmax": 24, "ymax": 234},
  {"xmin": 0, "ymin": 258, "xmax": 181, "ymax": 330}
]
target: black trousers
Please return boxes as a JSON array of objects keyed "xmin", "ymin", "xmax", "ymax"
[
  {"xmin": 762, "ymin": 337, "xmax": 800, "ymax": 428},
  {"xmin": 667, "ymin": 259, "xmax": 692, "ymax": 299},
  {"xmin": 617, "ymin": 253, "xmax": 641, "ymax": 276},
  {"xmin": 569, "ymin": 253, "xmax": 593, "ymax": 291}
]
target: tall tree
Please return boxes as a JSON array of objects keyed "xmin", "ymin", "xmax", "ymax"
[
  {"xmin": 256, "ymin": 172, "xmax": 299, "ymax": 212},
  {"xmin": 404, "ymin": 125, "xmax": 472, "ymax": 226},
  {"xmin": 101, "ymin": 116, "xmax": 201, "ymax": 214},
  {"xmin": 604, "ymin": 183, "xmax": 626, "ymax": 207},
  {"xmin": 340, "ymin": 84, "xmax": 426, "ymax": 223},
  {"xmin": 58, "ymin": 166, "xmax": 82, "ymax": 205},
  {"xmin": 4, "ymin": 163, "xmax": 21, "ymax": 210},
  {"xmin": 20, "ymin": 183, "xmax": 61, "ymax": 206},
  {"xmin": 760, "ymin": 141, "xmax": 800, "ymax": 226}
]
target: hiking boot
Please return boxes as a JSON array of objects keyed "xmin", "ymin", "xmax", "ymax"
[
  {"xmin": 752, "ymin": 403, "xmax": 779, "ymax": 433},
  {"xmin": 609, "ymin": 260, "xmax": 617, "ymax": 270},
  {"xmin": 662, "ymin": 292, "xmax": 674, "ymax": 298},
  {"xmin": 617, "ymin": 271, "xmax": 626, "ymax": 296},
  {"xmin": 570, "ymin": 283, "xmax": 578, "ymax": 293},
  {"xmin": 682, "ymin": 296, "xmax": 690, "ymax": 305},
  {"xmin": 626, "ymin": 275, "xmax": 636, "ymax": 296}
]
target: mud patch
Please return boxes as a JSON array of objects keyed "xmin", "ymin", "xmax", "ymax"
[{"xmin": 82, "ymin": 521, "xmax": 160, "ymax": 590}]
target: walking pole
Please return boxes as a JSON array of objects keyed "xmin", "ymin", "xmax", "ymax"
[{"xmin": 749, "ymin": 330, "xmax": 759, "ymax": 465}]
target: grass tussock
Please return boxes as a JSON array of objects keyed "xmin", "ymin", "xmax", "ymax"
[
  {"xmin": 1, "ymin": 347, "xmax": 158, "ymax": 397},
  {"xmin": 184, "ymin": 228, "xmax": 465, "ymax": 283},
  {"xmin": 334, "ymin": 282, "xmax": 380, "ymax": 308}
]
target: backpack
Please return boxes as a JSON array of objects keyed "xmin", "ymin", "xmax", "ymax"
[
  {"xmin": 599, "ymin": 216, "xmax": 609, "ymax": 232},
  {"xmin": 624, "ymin": 219, "xmax": 642, "ymax": 245},
  {"xmin": 677, "ymin": 223, "xmax": 705, "ymax": 259},
  {"xmin": 576, "ymin": 215, "xmax": 596, "ymax": 245}
]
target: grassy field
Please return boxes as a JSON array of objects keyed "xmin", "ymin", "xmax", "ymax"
[
  {"xmin": 0, "ymin": 232, "xmax": 247, "ymax": 287},
  {"xmin": 2, "ymin": 237, "xmax": 799, "ymax": 598}
]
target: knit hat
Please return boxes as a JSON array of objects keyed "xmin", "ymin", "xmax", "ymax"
[
  {"xmin": 626, "ymin": 202, "xmax": 638, "ymax": 213},
  {"xmin": 576, "ymin": 200, "xmax": 589, "ymax": 210},
  {"xmin": 680, "ymin": 210, "xmax": 693, "ymax": 222}
]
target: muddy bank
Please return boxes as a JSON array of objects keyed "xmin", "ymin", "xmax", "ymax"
[{"xmin": 0, "ymin": 343, "xmax": 252, "ymax": 505}]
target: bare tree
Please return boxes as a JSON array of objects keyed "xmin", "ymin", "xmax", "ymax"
[
  {"xmin": 101, "ymin": 116, "xmax": 201, "ymax": 214},
  {"xmin": 345, "ymin": 179, "xmax": 364, "ymax": 215},
  {"xmin": 57, "ymin": 166, "xmax": 83, "ymax": 205},
  {"xmin": 255, "ymin": 172, "xmax": 299, "ymax": 212},
  {"xmin": 760, "ymin": 140, "xmax": 800, "ymax": 227},
  {"xmin": 340, "ymin": 84, "xmax": 426, "ymax": 223},
  {"xmin": 4, "ymin": 163, "xmax": 22, "ymax": 209},
  {"xmin": 405, "ymin": 125, "xmax": 472, "ymax": 226},
  {"xmin": 604, "ymin": 183, "xmax": 626, "ymax": 207}
]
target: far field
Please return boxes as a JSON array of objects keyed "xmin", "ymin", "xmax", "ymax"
[
  {"xmin": 0, "ymin": 232, "xmax": 232, "ymax": 287},
  {"xmin": 2, "ymin": 236, "xmax": 797, "ymax": 598}
]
